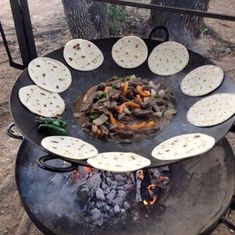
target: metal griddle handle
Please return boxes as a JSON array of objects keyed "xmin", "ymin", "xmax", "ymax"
[
  {"xmin": 229, "ymin": 125, "xmax": 235, "ymax": 133},
  {"xmin": 37, "ymin": 155, "xmax": 78, "ymax": 173},
  {"xmin": 148, "ymin": 25, "xmax": 169, "ymax": 42},
  {"xmin": 6, "ymin": 123, "xmax": 23, "ymax": 140}
]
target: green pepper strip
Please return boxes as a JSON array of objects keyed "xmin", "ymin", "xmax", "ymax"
[
  {"xmin": 38, "ymin": 124, "xmax": 68, "ymax": 135},
  {"xmin": 36, "ymin": 117, "xmax": 67, "ymax": 128}
]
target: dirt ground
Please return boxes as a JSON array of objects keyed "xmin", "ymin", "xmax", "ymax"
[{"xmin": 0, "ymin": 0, "xmax": 235, "ymax": 234}]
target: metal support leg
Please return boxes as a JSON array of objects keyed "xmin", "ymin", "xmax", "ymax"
[{"xmin": 2, "ymin": 0, "xmax": 37, "ymax": 69}]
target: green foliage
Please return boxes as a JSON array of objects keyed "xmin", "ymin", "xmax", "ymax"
[{"xmin": 107, "ymin": 4, "xmax": 127, "ymax": 35}]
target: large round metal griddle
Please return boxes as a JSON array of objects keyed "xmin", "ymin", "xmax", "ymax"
[
  {"xmin": 15, "ymin": 138, "xmax": 235, "ymax": 235},
  {"xmin": 10, "ymin": 38, "xmax": 235, "ymax": 167}
]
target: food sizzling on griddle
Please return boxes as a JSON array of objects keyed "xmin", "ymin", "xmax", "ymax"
[{"xmin": 75, "ymin": 75, "xmax": 176, "ymax": 142}]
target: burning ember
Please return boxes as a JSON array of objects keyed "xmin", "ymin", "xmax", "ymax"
[
  {"xmin": 51, "ymin": 166, "xmax": 169, "ymax": 228},
  {"xmin": 143, "ymin": 185, "xmax": 158, "ymax": 206},
  {"xmin": 136, "ymin": 169, "xmax": 169, "ymax": 207}
]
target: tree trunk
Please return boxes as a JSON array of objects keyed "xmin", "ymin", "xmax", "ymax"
[
  {"xmin": 150, "ymin": 0, "xmax": 210, "ymax": 45},
  {"xmin": 62, "ymin": 0, "xmax": 109, "ymax": 39}
]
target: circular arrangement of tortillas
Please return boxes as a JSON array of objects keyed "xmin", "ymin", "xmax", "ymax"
[
  {"xmin": 148, "ymin": 41, "xmax": 189, "ymax": 76},
  {"xmin": 151, "ymin": 133, "xmax": 215, "ymax": 161},
  {"xmin": 18, "ymin": 85, "xmax": 65, "ymax": 117},
  {"xmin": 112, "ymin": 36, "xmax": 148, "ymax": 69},
  {"xmin": 181, "ymin": 65, "xmax": 224, "ymax": 96},
  {"xmin": 87, "ymin": 152, "xmax": 151, "ymax": 172},
  {"xmin": 187, "ymin": 93, "xmax": 235, "ymax": 127},
  {"xmin": 41, "ymin": 136, "xmax": 98, "ymax": 160},
  {"xmin": 28, "ymin": 57, "xmax": 72, "ymax": 93},
  {"xmin": 63, "ymin": 39, "xmax": 104, "ymax": 71}
]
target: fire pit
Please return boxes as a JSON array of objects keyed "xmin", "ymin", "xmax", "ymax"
[
  {"xmin": 3, "ymin": 1, "xmax": 235, "ymax": 233},
  {"xmin": 15, "ymin": 138, "xmax": 235, "ymax": 235}
]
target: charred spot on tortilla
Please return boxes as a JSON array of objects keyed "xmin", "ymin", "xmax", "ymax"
[{"xmin": 51, "ymin": 140, "xmax": 59, "ymax": 143}]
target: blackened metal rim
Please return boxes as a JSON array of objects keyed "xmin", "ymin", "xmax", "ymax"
[
  {"xmin": 198, "ymin": 139, "xmax": 235, "ymax": 234},
  {"xmin": 15, "ymin": 140, "xmax": 56, "ymax": 235},
  {"xmin": 199, "ymin": 201, "xmax": 232, "ymax": 235}
]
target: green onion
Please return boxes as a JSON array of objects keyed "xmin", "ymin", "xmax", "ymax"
[
  {"xmin": 89, "ymin": 113, "xmax": 100, "ymax": 121},
  {"xmin": 111, "ymin": 84, "xmax": 118, "ymax": 89},
  {"xmin": 96, "ymin": 92, "xmax": 107, "ymax": 100}
]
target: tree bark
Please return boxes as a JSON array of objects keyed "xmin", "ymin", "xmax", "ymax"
[
  {"xmin": 62, "ymin": 0, "xmax": 109, "ymax": 39},
  {"xmin": 150, "ymin": 0, "xmax": 210, "ymax": 45}
]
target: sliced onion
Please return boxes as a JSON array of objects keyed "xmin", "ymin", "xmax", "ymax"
[
  {"xmin": 164, "ymin": 109, "xmax": 177, "ymax": 119},
  {"xmin": 129, "ymin": 75, "xmax": 137, "ymax": 80},
  {"xmin": 92, "ymin": 124, "xmax": 98, "ymax": 133},
  {"xmin": 117, "ymin": 113, "xmax": 125, "ymax": 120},
  {"xmin": 144, "ymin": 97, "xmax": 151, "ymax": 102},
  {"xmin": 124, "ymin": 107, "xmax": 132, "ymax": 114},
  {"xmin": 158, "ymin": 89, "xmax": 166, "ymax": 98},
  {"xmin": 154, "ymin": 111, "xmax": 163, "ymax": 118},
  {"xmin": 151, "ymin": 89, "xmax": 157, "ymax": 98},
  {"xmin": 110, "ymin": 101, "xmax": 117, "ymax": 107},
  {"xmin": 92, "ymin": 114, "xmax": 109, "ymax": 126},
  {"xmin": 149, "ymin": 81, "xmax": 161, "ymax": 90}
]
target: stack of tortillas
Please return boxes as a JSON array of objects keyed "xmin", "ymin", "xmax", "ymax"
[
  {"xmin": 87, "ymin": 152, "xmax": 151, "ymax": 172},
  {"xmin": 41, "ymin": 136, "xmax": 98, "ymax": 160},
  {"xmin": 112, "ymin": 36, "xmax": 148, "ymax": 69},
  {"xmin": 187, "ymin": 93, "xmax": 235, "ymax": 127},
  {"xmin": 181, "ymin": 65, "xmax": 224, "ymax": 96},
  {"xmin": 151, "ymin": 133, "xmax": 215, "ymax": 161},
  {"xmin": 148, "ymin": 41, "xmax": 189, "ymax": 76},
  {"xmin": 19, "ymin": 85, "xmax": 65, "ymax": 117},
  {"xmin": 64, "ymin": 39, "xmax": 104, "ymax": 71},
  {"xmin": 28, "ymin": 57, "xmax": 72, "ymax": 93}
]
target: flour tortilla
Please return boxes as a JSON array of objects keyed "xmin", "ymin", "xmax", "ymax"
[
  {"xmin": 18, "ymin": 85, "xmax": 65, "ymax": 117},
  {"xmin": 151, "ymin": 133, "xmax": 215, "ymax": 161},
  {"xmin": 87, "ymin": 152, "xmax": 151, "ymax": 172},
  {"xmin": 63, "ymin": 39, "xmax": 104, "ymax": 71},
  {"xmin": 148, "ymin": 41, "xmax": 189, "ymax": 76},
  {"xmin": 41, "ymin": 136, "xmax": 98, "ymax": 160},
  {"xmin": 187, "ymin": 93, "xmax": 235, "ymax": 127},
  {"xmin": 181, "ymin": 65, "xmax": 224, "ymax": 96},
  {"xmin": 112, "ymin": 36, "xmax": 148, "ymax": 69},
  {"xmin": 28, "ymin": 57, "xmax": 72, "ymax": 93}
]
